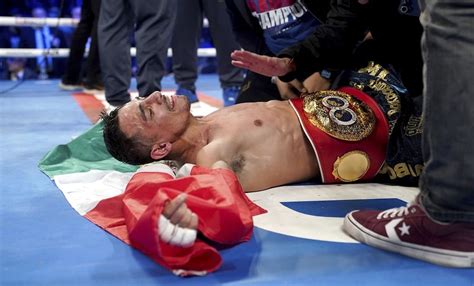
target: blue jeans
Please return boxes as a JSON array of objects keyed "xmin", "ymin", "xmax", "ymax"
[{"xmin": 418, "ymin": 0, "xmax": 474, "ymax": 222}]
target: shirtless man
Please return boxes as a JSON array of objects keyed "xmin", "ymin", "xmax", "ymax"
[
  {"xmin": 103, "ymin": 63, "xmax": 423, "ymax": 193},
  {"xmin": 105, "ymin": 90, "xmax": 318, "ymax": 192}
]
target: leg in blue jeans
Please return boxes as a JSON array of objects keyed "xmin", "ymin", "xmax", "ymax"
[
  {"xmin": 343, "ymin": 0, "xmax": 474, "ymax": 267},
  {"xmin": 419, "ymin": 0, "xmax": 474, "ymax": 222}
]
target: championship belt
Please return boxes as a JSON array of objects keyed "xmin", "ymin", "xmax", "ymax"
[{"xmin": 289, "ymin": 87, "xmax": 389, "ymax": 183}]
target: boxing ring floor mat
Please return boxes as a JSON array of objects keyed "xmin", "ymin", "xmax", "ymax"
[{"xmin": 1, "ymin": 78, "xmax": 472, "ymax": 285}]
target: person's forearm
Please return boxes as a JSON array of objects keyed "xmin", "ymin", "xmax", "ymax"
[{"xmin": 278, "ymin": 0, "xmax": 367, "ymax": 81}]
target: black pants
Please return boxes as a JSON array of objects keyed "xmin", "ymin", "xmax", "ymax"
[
  {"xmin": 99, "ymin": 0, "xmax": 176, "ymax": 106},
  {"xmin": 62, "ymin": 0, "xmax": 101, "ymax": 85},
  {"xmin": 171, "ymin": 0, "xmax": 243, "ymax": 90}
]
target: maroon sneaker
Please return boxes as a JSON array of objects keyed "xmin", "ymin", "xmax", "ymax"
[{"xmin": 343, "ymin": 201, "xmax": 474, "ymax": 267}]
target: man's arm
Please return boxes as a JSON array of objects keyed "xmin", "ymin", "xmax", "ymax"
[
  {"xmin": 120, "ymin": 163, "xmax": 264, "ymax": 275},
  {"xmin": 278, "ymin": 0, "xmax": 367, "ymax": 81},
  {"xmin": 231, "ymin": 0, "xmax": 367, "ymax": 81},
  {"xmin": 158, "ymin": 159, "xmax": 250, "ymax": 247}
]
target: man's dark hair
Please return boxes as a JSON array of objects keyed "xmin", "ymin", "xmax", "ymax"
[{"xmin": 101, "ymin": 108, "xmax": 155, "ymax": 165}]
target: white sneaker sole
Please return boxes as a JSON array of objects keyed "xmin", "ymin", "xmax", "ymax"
[
  {"xmin": 59, "ymin": 82, "xmax": 82, "ymax": 91},
  {"xmin": 83, "ymin": 88, "xmax": 105, "ymax": 95},
  {"xmin": 343, "ymin": 212, "xmax": 474, "ymax": 268}
]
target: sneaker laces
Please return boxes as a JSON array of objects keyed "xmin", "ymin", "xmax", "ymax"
[{"xmin": 377, "ymin": 202, "xmax": 416, "ymax": 219}]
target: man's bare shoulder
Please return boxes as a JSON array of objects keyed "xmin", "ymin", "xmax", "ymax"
[{"xmin": 195, "ymin": 139, "xmax": 232, "ymax": 169}]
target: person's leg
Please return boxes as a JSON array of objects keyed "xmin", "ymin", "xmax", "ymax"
[
  {"xmin": 202, "ymin": 0, "xmax": 244, "ymax": 106},
  {"xmin": 83, "ymin": 0, "xmax": 102, "ymax": 89},
  {"xmin": 170, "ymin": 0, "xmax": 201, "ymax": 102},
  {"xmin": 60, "ymin": 0, "xmax": 93, "ymax": 87},
  {"xmin": 342, "ymin": 0, "xmax": 474, "ymax": 268},
  {"xmin": 418, "ymin": 0, "xmax": 474, "ymax": 222},
  {"xmin": 98, "ymin": 0, "xmax": 133, "ymax": 106},
  {"xmin": 132, "ymin": 0, "xmax": 177, "ymax": 98}
]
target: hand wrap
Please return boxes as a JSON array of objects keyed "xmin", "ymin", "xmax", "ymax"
[{"xmin": 158, "ymin": 215, "xmax": 197, "ymax": 248}]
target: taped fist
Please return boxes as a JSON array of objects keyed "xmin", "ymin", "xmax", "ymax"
[{"xmin": 158, "ymin": 194, "xmax": 198, "ymax": 248}]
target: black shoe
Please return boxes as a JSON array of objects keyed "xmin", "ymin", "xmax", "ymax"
[
  {"xmin": 59, "ymin": 80, "xmax": 82, "ymax": 91},
  {"xmin": 83, "ymin": 83, "xmax": 105, "ymax": 94}
]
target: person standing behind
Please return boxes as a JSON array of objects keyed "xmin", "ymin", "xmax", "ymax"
[
  {"xmin": 59, "ymin": 0, "xmax": 103, "ymax": 92},
  {"xmin": 343, "ymin": 0, "xmax": 474, "ymax": 267},
  {"xmin": 171, "ymin": 0, "xmax": 244, "ymax": 106},
  {"xmin": 98, "ymin": 0, "xmax": 176, "ymax": 107},
  {"xmin": 18, "ymin": 4, "xmax": 67, "ymax": 79},
  {"xmin": 0, "ymin": 58, "xmax": 37, "ymax": 81},
  {"xmin": 231, "ymin": 0, "xmax": 424, "ymax": 98},
  {"xmin": 225, "ymin": 0, "xmax": 331, "ymax": 103}
]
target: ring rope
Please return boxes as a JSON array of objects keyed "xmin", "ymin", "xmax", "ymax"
[
  {"xmin": 0, "ymin": 16, "xmax": 209, "ymax": 28},
  {"xmin": 0, "ymin": 47, "xmax": 216, "ymax": 58},
  {"xmin": 0, "ymin": 16, "xmax": 78, "ymax": 27}
]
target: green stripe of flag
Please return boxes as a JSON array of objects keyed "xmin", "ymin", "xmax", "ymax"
[{"xmin": 39, "ymin": 121, "xmax": 138, "ymax": 178}]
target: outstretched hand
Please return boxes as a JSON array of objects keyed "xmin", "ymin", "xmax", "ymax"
[{"xmin": 231, "ymin": 50, "xmax": 293, "ymax": 77}]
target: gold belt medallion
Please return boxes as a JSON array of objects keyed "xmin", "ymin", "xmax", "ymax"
[
  {"xmin": 332, "ymin": 151, "xmax": 370, "ymax": 182},
  {"xmin": 303, "ymin": 90, "xmax": 376, "ymax": 141}
]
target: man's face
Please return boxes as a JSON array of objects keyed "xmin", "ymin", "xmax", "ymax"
[{"xmin": 118, "ymin": 92, "xmax": 191, "ymax": 145}]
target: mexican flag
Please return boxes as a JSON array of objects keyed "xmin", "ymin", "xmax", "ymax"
[
  {"xmin": 38, "ymin": 122, "xmax": 264, "ymax": 276},
  {"xmin": 39, "ymin": 122, "xmax": 139, "ymax": 216}
]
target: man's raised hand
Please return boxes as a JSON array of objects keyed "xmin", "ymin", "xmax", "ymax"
[{"xmin": 231, "ymin": 50, "xmax": 293, "ymax": 77}]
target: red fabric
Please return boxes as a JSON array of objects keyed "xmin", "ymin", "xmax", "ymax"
[{"xmin": 84, "ymin": 166, "xmax": 266, "ymax": 276}]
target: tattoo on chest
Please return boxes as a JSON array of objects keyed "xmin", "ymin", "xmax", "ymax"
[{"xmin": 230, "ymin": 154, "xmax": 246, "ymax": 174}]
